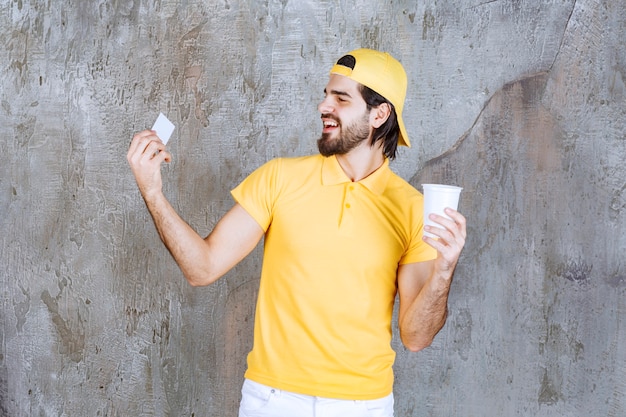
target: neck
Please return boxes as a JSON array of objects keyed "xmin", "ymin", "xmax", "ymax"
[{"xmin": 335, "ymin": 141, "xmax": 385, "ymax": 182}]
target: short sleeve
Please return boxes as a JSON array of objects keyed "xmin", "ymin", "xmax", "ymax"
[
  {"xmin": 230, "ymin": 158, "xmax": 282, "ymax": 232},
  {"xmin": 399, "ymin": 195, "xmax": 437, "ymax": 264}
]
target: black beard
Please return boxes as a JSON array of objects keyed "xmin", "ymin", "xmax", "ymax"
[{"xmin": 317, "ymin": 113, "xmax": 371, "ymax": 157}]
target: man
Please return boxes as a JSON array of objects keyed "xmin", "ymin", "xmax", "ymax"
[{"xmin": 127, "ymin": 48, "xmax": 466, "ymax": 417}]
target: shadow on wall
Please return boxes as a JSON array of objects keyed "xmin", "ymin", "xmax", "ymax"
[
  {"xmin": 412, "ymin": 71, "xmax": 609, "ymax": 285},
  {"xmin": 402, "ymin": 70, "xmax": 625, "ymax": 414}
]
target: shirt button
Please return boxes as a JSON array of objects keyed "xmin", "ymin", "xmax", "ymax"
[
  {"xmin": 349, "ymin": 186, "xmax": 355, "ymax": 191},
  {"xmin": 345, "ymin": 203, "xmax": 351, "ymax": 208}
]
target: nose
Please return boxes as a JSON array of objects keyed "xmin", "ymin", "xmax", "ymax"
[{"xmin": 318, "ymin": 95, "xmax": 334, "ymax": 114}]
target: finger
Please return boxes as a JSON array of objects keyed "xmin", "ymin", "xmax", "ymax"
[
  {"xmin": 423, "ymin": 229, "xmax": 463, "ymax": 267},
  {"xmin": 422, "ymin": 234, "xmax": 457, "ymax": 270},
  {"xmin": 128, "ymin": 130, "xmax": 151, "ymax": 160},
  {"xmin": 128, "ymin": 135, "xmax": 165, "ymax": 164},
  {"xmin": 430, "ymin": 210, "xmax": 467, "ymax": 240},
  {"xmin": 129, "ymin": 129, "xmax": 156, "ymax": 148},
  {"xmin": 139, "ymin": 140, "xmax": 168, "ymax": 161},
  {"xmin": 428, "ymin": 214, "xmax": 458, "ymax": 236},
  {"xmin": 423, "ymin": 225, "xmax": 455, "ymax": 247},
  {"xmin": 424, "ymin": 219, "xmax": 465, "ymax": 254},
  {"xmin": 152, "ymin": 149, "xmax": 172, "ymax": 164},
  {"xmin": 444, "ymin": 208, "xmax": 467, "ymax": 233},
  {"xmin": 127, "ymin": 130, "xmax": 161, "ymax": 159}
]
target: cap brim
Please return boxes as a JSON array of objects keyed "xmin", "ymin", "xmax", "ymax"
[{"xmin": 397, "ymin": 114, "xmax": 410, "ymax": 147}]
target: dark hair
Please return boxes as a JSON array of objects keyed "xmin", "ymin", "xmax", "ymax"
[{"xmin": 359, "ymin": 85, "xmax": 400, "ymax": 159}]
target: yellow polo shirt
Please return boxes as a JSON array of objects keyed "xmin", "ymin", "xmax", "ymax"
[{"xmin": 231, "ymin": 154, "xmax": 436, "ymax": 400}]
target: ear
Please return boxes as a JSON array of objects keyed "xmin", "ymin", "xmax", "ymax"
[{"xmin": 370, "ymin": 103, "xmax": 391, "ymax": 129}]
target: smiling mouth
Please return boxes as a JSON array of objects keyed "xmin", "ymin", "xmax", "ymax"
[{"xmin": 321, "ymin": 115, "xmax": 340, "ymax": 132}]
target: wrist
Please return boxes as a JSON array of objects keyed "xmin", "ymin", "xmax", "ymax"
[
  {"xmin": 141, "ymin": 188, "xmax": 166, "ymax": 207},
  {"xmin": 430, "ymin": 267, "xmax": 454, "ymax": 291}
]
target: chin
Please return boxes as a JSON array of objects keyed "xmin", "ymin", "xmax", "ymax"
[{"xmin": 317, "ymin": 136, "xmax": 335, "ymax": 157}]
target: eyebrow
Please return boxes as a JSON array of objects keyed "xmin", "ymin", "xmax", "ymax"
[{"xmin": 324, "ymin": 88, "xmax": 353, "ymax": 99}]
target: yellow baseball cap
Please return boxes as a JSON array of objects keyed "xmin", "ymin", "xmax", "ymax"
[{"xmin": 330, "ymin": 48, "xmax": 410, "ymax": 147}]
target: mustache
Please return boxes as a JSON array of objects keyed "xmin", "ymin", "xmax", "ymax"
[{"xmin": 321, "ymin": 114, "xmax": 340, "ymax": 124}]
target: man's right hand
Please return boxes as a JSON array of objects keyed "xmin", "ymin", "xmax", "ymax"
[{"xmin": 127, "ymin": 130, "xmax": 172, "ymax": 200}]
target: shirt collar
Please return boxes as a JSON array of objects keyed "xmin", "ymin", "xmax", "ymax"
[{"xmin": 321, "ymin": 155, "xmax": 391, "ymax": 195}]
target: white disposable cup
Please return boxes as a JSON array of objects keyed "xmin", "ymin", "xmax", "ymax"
[{"xmin": 422, "ymin": 184, "xmax": 463, "ymax": 238}]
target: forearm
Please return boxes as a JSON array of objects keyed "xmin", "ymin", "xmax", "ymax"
[
  {"xmin": 143, "ymin": 191, "xmax": 215, "ymax": 286},
  {"xmin": 399, "ymin": 271, "xmax": 452, "ymax": 352},
  {"xmin": 397, "ymin": 208, "xmax": 466, "ymax": 352}
]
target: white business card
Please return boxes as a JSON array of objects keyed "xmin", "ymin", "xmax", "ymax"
[{"xmin": 151, "ymin": 113, "xmax": 175, "ymax": 144}]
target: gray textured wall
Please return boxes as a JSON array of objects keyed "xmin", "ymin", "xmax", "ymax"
[{"xmin": 1, "ymin": 0, "xmax": 624, "ymax": 416}]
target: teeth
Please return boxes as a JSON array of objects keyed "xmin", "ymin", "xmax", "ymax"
[{"xmin": 324, "ymin": 121, "xmax": 338, "ymax": 127}]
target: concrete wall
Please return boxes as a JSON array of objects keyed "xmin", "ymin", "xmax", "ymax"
[{"xmin": 1, "ymin": 0, "xmax": 624, "ymax": 416}]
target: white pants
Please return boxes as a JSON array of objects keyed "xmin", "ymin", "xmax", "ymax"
[{"xmin": 238, "ymin": 379, "xmax": 394, "ymax": 417}]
